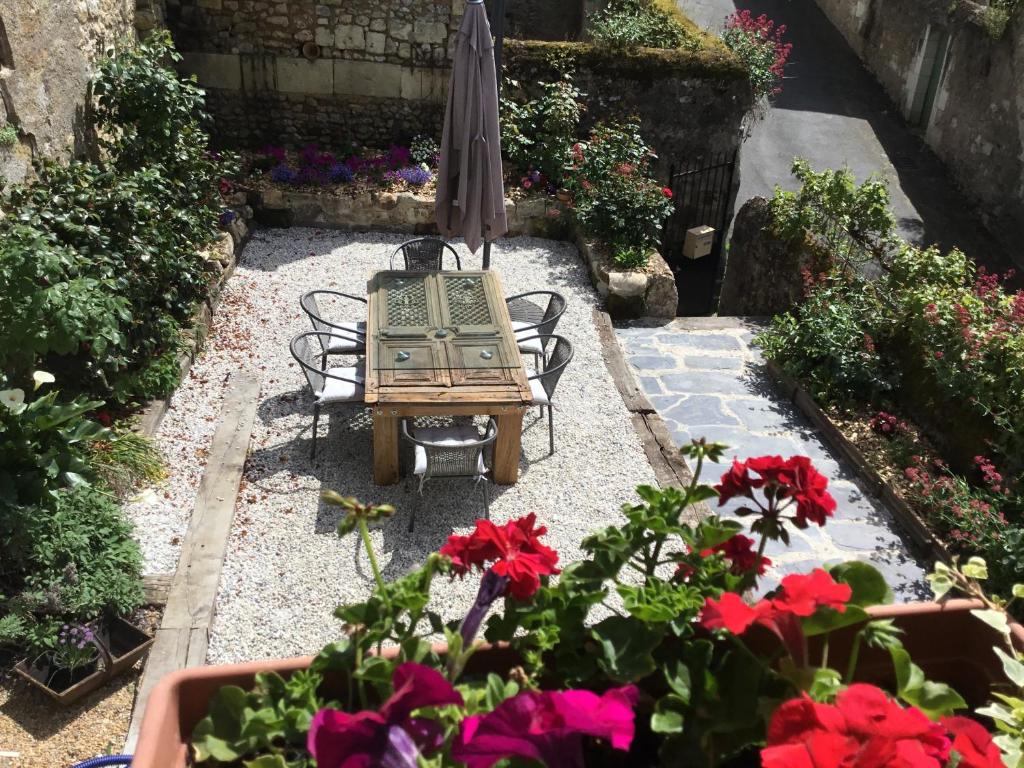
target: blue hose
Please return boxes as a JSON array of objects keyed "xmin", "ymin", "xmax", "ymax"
[{"xmin": 70, "ymin": 756, "xmax": 132, "ymax": 768}]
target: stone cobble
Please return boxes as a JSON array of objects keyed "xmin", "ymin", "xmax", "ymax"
[{"xmin": 616, "ymin": 318, "xmax": 929, "ymax": 600}]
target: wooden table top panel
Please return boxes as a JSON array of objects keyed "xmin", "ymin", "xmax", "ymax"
[{"xmin": 365, "ymin": 270, "xmax": 532, "ymax": 407}]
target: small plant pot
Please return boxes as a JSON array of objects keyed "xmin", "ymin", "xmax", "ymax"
[{"xmin": 13, "ymin": 617, "xmax": 155, "ymax": 706}]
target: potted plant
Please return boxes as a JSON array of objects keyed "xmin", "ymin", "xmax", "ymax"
[
  {"xmin": 134, "ymin": 441, "xmax": 1023, "ymax": 767},
  {"xmin": 14, "ymin": 617, "xmax": 155, "ymax": 705}
]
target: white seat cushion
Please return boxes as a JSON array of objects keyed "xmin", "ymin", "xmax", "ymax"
[
  {"xmin": 529, "ymin": 378, "xmax": 551, "ymax": 405},
  {"xmin": 325, "ymin": 325, "xmax": 366, "ymax": 354},
  {"xmin": 411, "ymin": 425, "xmax": 486, "ymax": 476},
  {"xmin": 511, "ymin": 321, "xmax": 544, "ymax": 355},
  {"xmin": 317, "ymin": 365, "xmax": 365, "ymax": 403}
]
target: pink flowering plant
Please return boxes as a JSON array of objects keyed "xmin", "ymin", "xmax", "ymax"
[
  {"xmin": 188, "ymin": 442, "xmax": 1013, "ymax": 767},
  {"xmin": 722, "ymin": 11, "xmax": 792, "ymax": 100}
]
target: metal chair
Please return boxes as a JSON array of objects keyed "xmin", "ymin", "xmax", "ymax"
[
  {"xmin": 299, "ymin": 291, "xmax": 367, "ymax": 367},
  {"xmin": 290, "ymin": 332, "xmax": 366, "ymax": 459},
  {"xmin": 400, "ymin": 418, "xmax": 498, "ymax": 531},
  {"xmin": 389, "ymin": 237, "xmax": 462, "ymax": 271},
  {"xmin": 505, "ymin": 291, "xmax": 567, "ymax": 371},
  {"xmin": 521, "ymin": 335, "xmax": 574, "ymax": 456}
]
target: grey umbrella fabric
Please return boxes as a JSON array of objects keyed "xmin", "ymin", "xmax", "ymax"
[{"xmin": 435, "ymin": 0, "xmax": 507, "ymax": 254}]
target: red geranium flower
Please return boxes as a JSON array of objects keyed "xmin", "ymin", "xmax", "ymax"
[
  {"xmin": 772, "ymin": 569, "xmax": 851, "ymax": 616},
  {"xmin": 762, "ymin": 685, "xmax": 955, "ymax": 768},
  {"xmin": 661, "ymin": 186, "xmax": 673, "ymax": 198},
  {"xmin": 440, "ymin": 514, "xmax": 560, "ymax": 599},
  {"xmin": 702, "ymin": 534, "xmax": 772, "ymax": 575},
  {"xmin": 714, "ymin": 455, "xmax": 836, "ymax": 529},
  {"xmin": 941, "ymin": 716, "xmax": 1004, "ymax": 768}
]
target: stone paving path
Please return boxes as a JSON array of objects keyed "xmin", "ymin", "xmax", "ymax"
[{"xmin": 616, "ymin": 317, "xmax": 929, "ymax": 600}]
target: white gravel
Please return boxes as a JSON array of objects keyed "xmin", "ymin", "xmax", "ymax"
[{"xmin": 126, "ymin": 229, "xmax": 658, "ymax": 663}]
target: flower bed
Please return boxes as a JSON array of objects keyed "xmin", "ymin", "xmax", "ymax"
[{"xmin": 135, "ymin": 442, "xmax": 1024, "ymax": 768}]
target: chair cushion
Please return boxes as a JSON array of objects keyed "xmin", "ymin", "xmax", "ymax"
[
  {"xmin": 317, "ymin": 366, "xmax": 366, "ymax": 403},
  {"xmin": 411, "ymin": 425, "xmax": 486, "ymax": 476},
  {"xmin": 529, "ymin": 378, "xmax": 551, "ymax": 405},
  {"xmin": 325, "ymin": 325, "xmax": 366, "ymax": 354},
  {"xmin": 511, "ymin": 321, "xmax": 545, "ymax": 355}
]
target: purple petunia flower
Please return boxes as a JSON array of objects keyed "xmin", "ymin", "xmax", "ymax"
[
  {"xmin": 270, "ymin": 164, "xmax": 298, "ymax": 184},
  {"xmin": 261, "ymin": 145, "xmax": 287, "ymax": 164},
  {"xmin": 219, "ymin": 209, "xmax": 237, "ymax": 228},
  {"xmin": 328, "ymin": 163, "xmax": 354, "ymax": 183}
]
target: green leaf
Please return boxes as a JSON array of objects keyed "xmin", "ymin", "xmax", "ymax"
[
  {"xmin": 665, "ymin": 659, "xmax": 692, "ymax": 703},
  {"xmin": 829, "ymin": 561, "xmax": 893, "ymax": 606},
  {"xmin": 591, "ymin": 616, "xmax": 663, "ymax": 682},
  {"xmin": 651, "ymin": 696, "xmax": 687, "ymax": 734},
  {"xmin": 1012, "ymin": 584, "xmax": 1024, "ymax": 599},
  {"xmin": 802, "ymin": 604, "xmax": 869, "ymax": 637},
  {"xmin": 995, "ymin": 647, "xmax": 1024, "ymax": 688},
  {"xmin": 962, "ymin": 557, "xmax": 989, "ymax": 581},
  {"xmin": 808, "ymin": 667, "xmax": 843, "ymax": 702},
  {"xmin": 244, "ymin": 756, "xmax": 289, "ymax": 768},
  {"xmin": 971, "ymin": 609, "xmax": 1011, "ymax": 637},
  {"xmin": 891, "ymin": 646, "xmax": 966, "ymax": 718}
]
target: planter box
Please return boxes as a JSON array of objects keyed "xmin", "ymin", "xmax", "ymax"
[
  {"xmin": 14, "ymin": 618, "xmax": 155, "ymax": 706},
  {"xmin": 132, "ymin": 600, "xmax": 1023, "ymax": 768}
]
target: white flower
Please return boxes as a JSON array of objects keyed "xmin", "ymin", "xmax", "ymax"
[
  {"xmin": 0, "ymin": 388, "xmax": 25, "ymax": 410},
  {"xmin": 32, "ymin": 370, "xmax": 55, "ymax": 390}
]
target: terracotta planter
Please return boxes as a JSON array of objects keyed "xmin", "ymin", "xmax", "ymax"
[
  {"xmin": 14, "ymin": 617, "xmax": 155, "ymax": 706},
  {"xmin": 132, "ymin": 601, "xmax": 1023, "ymax": 768}
]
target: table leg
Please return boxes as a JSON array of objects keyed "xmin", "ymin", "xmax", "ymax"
[
  {"xmin": 493, "ymin": 410, "xmax": 524, "ymax": 485},
  {"xmin": 373, "ymin": 412, "xmax": 400, "ymax": 485}
]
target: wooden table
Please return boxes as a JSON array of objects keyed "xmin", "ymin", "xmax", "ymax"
[{"xmin": 365, "ymin": 270, "xmax": 532, "ymax": 485}]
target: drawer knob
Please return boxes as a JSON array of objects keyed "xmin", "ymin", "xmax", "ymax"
[
  {"xmin": 395, "ymin": 351, "xmax": 410, "ymax": 362},
  {"xmin": 479, "ymin": 350, "xmax": 493, "ymax": 360}
]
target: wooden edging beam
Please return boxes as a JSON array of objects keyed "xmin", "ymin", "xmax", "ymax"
[
  {"xmin": 762, "ymin": 359, "xmax": 952, "ymax": 565},
  {"xmin": 124, "ymin": 372, "xmax": 261, "ymax": 750},
  {"xmin": 593, "ymin": 310, "xmax": 710, "ymax": 523}
]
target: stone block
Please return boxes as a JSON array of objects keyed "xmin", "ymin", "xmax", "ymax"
[
  {"xmin": 391, "ymin": 22, "xmax": 413, "ymax": 41},
  {"xmin": 315, "ymin": 26, "xmax": 333, "ymax": 46},
  {"xmin": 197, "ymin": 0, "xmax": 222, "ymax": 8},
  {"xmin": 335, "ymin": 60, "xmax": 402, "ymax": 98},
  {"xmin": 662, "ymin": 395, "xmax": 741, "ymax": 427},
  {"xmin": 334, "ymin": 24, "xmax": 366, "ymax": 50},
  {"xmin": 180, "ymin": 52, "xmax": 242, "ymax": 90},
  {"xmin": 415, "ymin": 21, "xmax": 448, "ymax": 43},
  {"xmin": 366, "ymin": 31, "xmax": 387, "ymax": 54},
  {"xmin": 276, "ymin": 57, "xmax": 334, "ymax": 95}
]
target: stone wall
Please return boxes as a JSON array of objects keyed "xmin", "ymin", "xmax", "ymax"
[
  {"xmin": 0, "ymin": 0, "xmax": 138, "ymax": 182},
  {"xmin": 811, "ymin": 0, "xmax": 1024, "ymax": 251},
  {"xmin": 504, "ymin": 40, "xmax": 751, "ymax": 177},
  {"xmin": 484, "ymin": 0, "xmax": 584, "ymax": 41},
  {"xmin": 164, "ymin": 0, "xmax": 461, "ymax": 148}
]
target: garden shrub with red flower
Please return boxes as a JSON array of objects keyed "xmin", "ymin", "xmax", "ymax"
[
  {"xmin": 721, "ymin": 10, "xmax": 792, "ymax": 100},
  {"xmin": 564, "ymin": 120, "xmax": 675, "ymax": 269},
  {"xmin": 188, "ymin": 441, "xmax": 1015, "ymax": 768}
]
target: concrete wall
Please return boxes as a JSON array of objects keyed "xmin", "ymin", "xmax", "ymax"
[
  {"xmin": 0, "ymin": 0, "xmax": 138, "ymax": 182},
  {"xmin": 812, "ymin": 0, "xmax": 1024, "ymax": 250},
  {"xmin": 163, "ymin": 0, "xmax": 462, "ymax": 147}
]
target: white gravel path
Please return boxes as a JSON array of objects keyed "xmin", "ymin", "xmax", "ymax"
[{"xmin": 127, "ymin": 230, "xmax": 658, "ymax": 664}]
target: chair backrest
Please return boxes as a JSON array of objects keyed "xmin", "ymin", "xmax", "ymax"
[
  {"xmin": 402, "ymin": 419, "xmax": 498, "ymax": 479},
  {"xmin": 391, "ymin": 238, "xmax": 462, "ymax": 271},
  {"xmin": 526, "ymin": 335, "xmax": 573, "ymax": 401},
  {"xmin": 299, "ymin": 291, "xmax": 366, "ymax": 354},
  {"xmin": 290, "ymin": 332, "xmax": 364, "ymax": 395},
  {"xmin": 506, "ymin": 291, "xmax": 567, "ymax": 353}
]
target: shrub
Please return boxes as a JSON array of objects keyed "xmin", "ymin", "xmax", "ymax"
[
  {"xmin": 0, "ymin": 122, "xmax": 17, "ymax": 148},
  {"xmin": 88, "ymin": 429, "xmax": 166, "ymax": 499},
  {"xmin": 501, "ymin": 76, "xmax": 584, "ymax": 185},
  {"xmin": 409, "ymin": 134, "xmax": 440, "ymax": 166},
  {"xmin": 566, "ymin": 121, "xmax": 676, "ymax": 256},
  {"xmin": 588, "ymin": 0, "xmax": 696, "ymax": 50},
  {"xmin": 722, "ymin": 10, "xmax": 792, "ymax": 99},
  {"xmin": 0, "ymin": 484, "xmax": 144, "ymax": 657}
]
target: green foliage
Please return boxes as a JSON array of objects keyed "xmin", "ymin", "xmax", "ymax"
[
  {"xmin": 613, "ymin": 245, "xmax": 650, "ymax": 269},
  {"xmin": 88, "ymin": 429, "xmax": 166, "ymax": 499},
  {"xmin": 769, "ymin": 158, "xmax": 894, "ymax": 268},
  {"xmin": 756, "ymin": 275, "xmax": 892, "ymax": 405},
  {"xmin": 588, "ymin": 0, "xmax": 696, "ymax": 50},
  {"xmin": 0, "ymin": 484, "xmax": 143, "ymax": 657},
  {"xmin": 501, "ymin": 76, "xmax": 584, "ymax": 184},
  {"xmin": 565, "ymin": 120, "xmax": 674, "ymax": 254},
  {"xmin": 0, "ymin": 122, "xmax": 18, "ymax": 148},
  {"xmin": 0, "ymin": 375, "xmax": 106, "ymax": 508}
]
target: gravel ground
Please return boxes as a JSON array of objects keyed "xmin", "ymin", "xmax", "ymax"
[{"xmin": 125, "ymin": 230, "xmax": 657, "ymax": 664}]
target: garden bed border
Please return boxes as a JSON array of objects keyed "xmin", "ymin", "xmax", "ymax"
[{"xmin": 763, "ymin": 359, "xmax": 953, "ymax": 565}]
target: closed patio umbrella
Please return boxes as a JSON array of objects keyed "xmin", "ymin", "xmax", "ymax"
[{"xmin": 435, "ymin": 0, "xmax": 507, "ymax": 265}]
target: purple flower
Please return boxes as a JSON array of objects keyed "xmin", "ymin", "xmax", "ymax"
[
  {"xmin": 329, "ymin": 163, "xmax": 354, "ymax": 183},
  {"xmin": 453, "ymin": 686, "xmax": 640, "ymax": 768},
  {"xmin": 270, "ymin": 165, "xmax": 298, "ymax": 184},
  {"xmin": 459, "ymin": 569, "xmax": 508, "ymax": 650},
  {"xmin": 260, "ymin": 145, "xmax": 287, "ymax": 164},
  {"xmin": 309, "ymin": 662, "xmax": 463, "ymax": 768},
  {"xmin": 295, "ymin": 165, "xmax": 327, "ymax": 186},
  {"xmin": 387, "ymin": 145, "xmax": 412, "ymax": 168},
  {"xmin": 386, "ymin": 166, "xmax": 433, "ymax": 187},
  {"xmin": 219, "ymin": 209, "xmax": 237, "ymax": 228}
]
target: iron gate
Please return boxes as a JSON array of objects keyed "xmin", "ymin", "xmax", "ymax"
[{"xmin": 661, "ymin": 150, "xmax": 738, "ymax": 315}]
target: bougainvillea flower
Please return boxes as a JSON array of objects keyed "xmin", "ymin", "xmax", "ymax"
[
  {"xmin": 762, "ymin": 685, "xmax": 952, "ymax": 768},
  {"xmin": 308, "ymin": 662, "xmax": 464, "ymax": 768},
  {"xmin": 771, "ymin": 569, "xmax": 851, "ymax": 617},
  {"xmin": 940, "ymin": 716, "xmax": 1004, "ymax": 768},
  {"xmin": 452, "ymin": 685, "xmax": 639, "ymax": 768},
  {"xmin": 440, "ymin": 514, "xmax": 559, "ymax": 599}
]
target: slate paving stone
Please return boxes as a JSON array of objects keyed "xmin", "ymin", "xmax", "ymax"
[
  {"xmin": 663, "ymin": 395, "xmax": 741, "ymax": 427},
  {"xmin": 661, "ymin": 371, "xmax": 762, "ymax": 397},
  {"xmin": 726, "ymin": 397, "xmax": 806, "ymax": 434},
  {"xmin": 829, "ymin": 521, "xmax": 905, "ymax": 552},
  {"xmin": 647, "ymin": 395, "xmax": 683, "ymax": 412},
  {"xmin": 638, "ymin": 376, "xmax": 663, "ymax": 395},
  {"xmin": 653, "ymin": 333, "xmax": 742, "ymax": 351},
  {"xmin": 629, "ymin": 355, "xmax": 680, "ymax": 371},
  {"xmin": 684, "ymin": 355, "xmax": 744, "ymax": 371}
]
